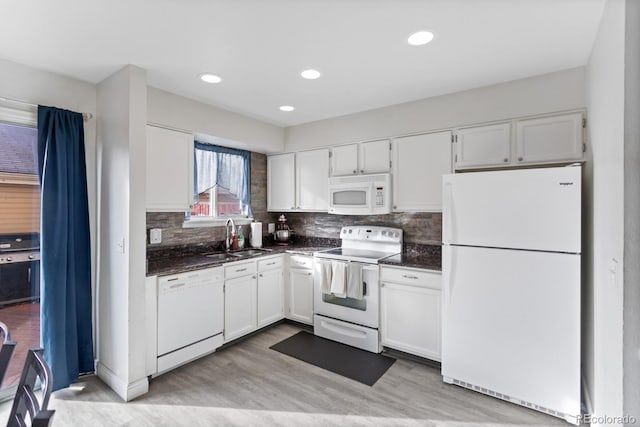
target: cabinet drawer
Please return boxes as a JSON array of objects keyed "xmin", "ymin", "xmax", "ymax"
[
  {"xmin": 289, "ymin": 255, "xmax": 313, "ymax": 270},
  {"xmin": 258, "ymin": 256, "xmax": 283, "ymax": 272},
  {"xmin": 225, "ymin": 260, "xmax": 257, "ymax": 280},
  {"xmin": 380, "ymin": 266, "xmax": 441, "ymax": 289}
]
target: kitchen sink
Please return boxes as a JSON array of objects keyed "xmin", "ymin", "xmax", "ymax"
[
  {"xmin": 232, "ymin": 249, "xmax": 272, "ymax": 257},
  {"xmin": 204, "ymin": 253, "xmax": 234, "ymax": 261},
  {"xmin": 228, "ymin": 248, "xmax": 273, "ymax": 259},
  {"xmin": 205, "ymin": 248, "xmax": 272, "ymax": 261}
]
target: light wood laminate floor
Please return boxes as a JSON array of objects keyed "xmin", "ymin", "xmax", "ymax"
[{"xmin": 0, "ymin": 323, "xmax": 565, "ymax": 426}]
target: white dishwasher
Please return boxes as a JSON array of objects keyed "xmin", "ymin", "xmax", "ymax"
[{"xmin": 157, "ymin": 266, "xmax": 224, "ymax": 373}]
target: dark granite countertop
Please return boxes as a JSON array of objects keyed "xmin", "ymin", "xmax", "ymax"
[
  {"xmin": 147, "ymin": 237, "xmax": 339, "ymax": 277},
  {"xmin": 146, "ymin": 238, "xmax": 441, "ymax": 276},
  {"xmin": 378, "ymin": 244, "xmax": 442, "ymax": 271}
]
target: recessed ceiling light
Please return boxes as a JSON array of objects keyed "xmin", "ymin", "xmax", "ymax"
[
  {"xmin": 407, "ymin": 31, "xmax": 434, "ymax": 46},
  {"xmin": 301, "ymin": 69, "xmax": 321, "ymax": 80},
  {"xmin": 199, "ymin": 73, "xmax": 222, "ymax": 84},
  {"xmin": 279, "ymin": 106, "xmax": 295, "ymax": 112}
]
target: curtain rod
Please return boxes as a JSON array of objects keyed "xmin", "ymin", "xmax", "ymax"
[{"xmin": 0, "ymin": 95, "xmax": 94, "ymax": 121}]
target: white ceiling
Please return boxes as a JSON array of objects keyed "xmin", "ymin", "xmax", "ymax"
[{"xmin": 0, "ymin": 0, "xmax": 605, "ymax": 127}]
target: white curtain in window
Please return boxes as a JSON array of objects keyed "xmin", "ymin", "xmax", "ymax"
[{"xmin": 194, "ymin": 142, "xmax": 252, "ymax": 216}]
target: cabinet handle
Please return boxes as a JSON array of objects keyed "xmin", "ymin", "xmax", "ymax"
[
  {"xmin": 167, "ymin": 277, "xmax": 179, "ymax": 282},
  {"xmin": 169, "ymin": 283, "xmax": 186, "ymax": 289},
  {"xmin": 518, "ymin": 157, "xmax": 523, "ymax": 161},
  {"xmin": 266, "ymin": 262, "xmax": 276, "ymax": 265},
  {"xmin": 353, "ymin": 170, "xmax": 357, "ymax": 174},
  {"xmin": 503, "ymin": 158, "xmax": 508, "ymax": 162},
  {"xmin": 360, "ymin": 169, "xmax": 364, "ymax": 173},
  {"xmin": 393, "ymin": 205, "xmax": 397, "ymax": 210},
  {"xmin": 259, "ymin": 273, "xmax": 263, "ymax": 277},
  {"xmin": 306, "ymin": 272, "xmax": 312, "ymax": 276},
  {"xmin": 402, "ymin": 274, "xmax": 419, "ymax": 280},
  {"xmin": 291, "ymin": 206, "xmax": 295, "ymax": 210},
  {"xmin": 252, "ymin": 275, "xmax": 257, "ymax": 279},
  {"xmin": 236, "ymin": 268, "xmax": 247, "ymax": 272}
]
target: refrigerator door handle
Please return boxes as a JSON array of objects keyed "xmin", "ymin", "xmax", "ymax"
[
  {"xmin": 442, "ymin": 245, "xmax": 454, "ymax": 304},
  {"xmin": 443, "ymin": 181, "xmax": 453, "ymax": 244}
]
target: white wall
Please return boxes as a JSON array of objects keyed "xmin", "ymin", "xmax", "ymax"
[
  {"xmin": 585, "ymin": 0, "xmax": 625, "ymax": 423},
  {"xmin": 0, "ymin": 58, "xmax": 98, "ymax": 345},
  {"xmin": 147, "ymin": 87, "xmax": 284, "ymax": 153},
  {"xmin": 96, "ymin": 65, "xmax": 148, "ymax": 401},
  {"xmin": 284, "ymin": 67, "xmax": 586, "ymax": 150},
  {"xmin": 623, "ymin": 0, "xmax": 640, "ymax": 420}
]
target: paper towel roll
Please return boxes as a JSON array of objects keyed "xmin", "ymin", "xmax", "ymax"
[{"xmin": 250, "ymin": 222, "xmax": 262, "ymax": 248}]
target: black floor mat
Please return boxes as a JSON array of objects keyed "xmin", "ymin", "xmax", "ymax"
[{"xmin": 270, "ymin": 331, "xmax": 395, "ymax": 386}]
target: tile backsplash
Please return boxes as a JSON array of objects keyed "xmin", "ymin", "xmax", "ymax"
[{"xmin": 283, "ymin": 211, "xmax": 442, "ymax": 245}]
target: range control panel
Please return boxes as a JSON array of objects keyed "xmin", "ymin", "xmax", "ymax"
[{"xmin": 340, "ymin": 226, "xmax": 403, "ymax": 244}]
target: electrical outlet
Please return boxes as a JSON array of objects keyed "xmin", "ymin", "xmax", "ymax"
[
  {"xmin": 150, "ymin": 228, "xmax": 162, "ymax": 244},
  {"xmin": 268, "ymin": 223, "xmax": 275, "ymax": 233}
]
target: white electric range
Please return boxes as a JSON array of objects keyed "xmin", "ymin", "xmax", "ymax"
[{"xmin": 313, "ymin": 226, "xmax": 403, "ymax": 352}]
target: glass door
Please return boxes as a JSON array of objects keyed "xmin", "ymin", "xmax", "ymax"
[{"xmin": 0, "ymin": 122, "xmax": 41, "ymax": 398}]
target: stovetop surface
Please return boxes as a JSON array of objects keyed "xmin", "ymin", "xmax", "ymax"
[{"xmin": 314, "ymin": 247, "xmax": 399, "ymax": 263}]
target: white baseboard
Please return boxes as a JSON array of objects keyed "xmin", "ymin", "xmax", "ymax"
[{"xmin": 96, "ymin": 362, "xmax": 149, "ymax": 402}]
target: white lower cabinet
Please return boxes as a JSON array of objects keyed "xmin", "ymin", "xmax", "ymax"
[
  {"xmin": 286, "ymin": 255, "xmax": 314, "ymax": 325},
  {"xmin": 257, "ymin": 256, "xmax": 285, "ymax": 328},
  {"xmin": 380, "ymin": 266, "xmax": 442, "ymax": 361},
  {"xmin": 224, "ymin": 261, "xmax": 258, "ymax": 342}
]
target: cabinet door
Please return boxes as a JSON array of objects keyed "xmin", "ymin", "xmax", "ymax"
[
  {"xmin": 392, "ymin": 131, "xmax": 452, "ymax": 212},
  {"xmin": 455, "ymin": 123, "xmax": 511, "ymax": 169},
  {"xmin": 146, "ymin": 125, "xmax": 194, "ymax": 211},
  {"xmin": 296, "ymin": 148, "xmax": 329, "ymax": 211},
  {"xmin": 224, "ymin": 274, "xmax": 257, "ymax": 342},
  {"xmin": 267, "ymin": 153, "xmax": 296, "ymax": 211},
  {"xmin": 330, "ymin": 144, "xmax": 358, "ymax": 176},
  {"xmin": 381, "ymin": 282, "xmax": 441, "ymax": 360},
  {"xmin": 515, "ymin": 113, "xmax": 584, "ymax": 165},
  {"xmin": 288, "ymin": 268, "xmax": 314, "ymax": 325},
  {"xmin": 360, "ymin": 139, "xmax": 390, "ymax": 174},
  {"xmin": 257, "ymin": 268, "xmax": 284, "ymax": 328}
]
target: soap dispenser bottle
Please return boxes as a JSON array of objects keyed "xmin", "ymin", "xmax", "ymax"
[{"xmin": 237, "ymin": 226, "xmax": 245, "ymax": 249}]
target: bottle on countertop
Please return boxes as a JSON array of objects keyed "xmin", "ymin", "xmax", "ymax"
[
  {"xmin": 237, "ymin": 226, "xmax": 245, "ymax": 249},
  {"xmin": 232, "ymin": 232, "xmax": 238, "ymax": 250}
]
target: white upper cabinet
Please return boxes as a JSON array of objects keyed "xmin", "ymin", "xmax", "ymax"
[
  {"xmin": 455, "ymin": 123, "xmax": 511, "ymax": 169},
  {"xmin": 515, "ymin": 112, "xmax": 584, "ymax": 165},
  {"xmin": 296, "ymin": 148, "xmax": 329, "ymax": 211},
  {"xmin": 330, "ymin": 144, "xmax": 359, "ymax": 176},
  {"xmin": 268, "ymin": 149, "xmax": 329, "ymax": 212},
  {"xmin": 267, "ymin": 153, "xmax": 296, "ymax": 211},
  {"xmin": 454, "ymin": 112, "xmax": 585, "ymax": 170},
  {"xmin": 146, "ymin": 125, "xmax": 194, "ymax": 212},
  {"xmin": 392, "ymin": 131, "xmax": 452, "ymax": 212},
  {"xmin": 330, "ymin": 140, "xmax": 390, "ymax": 176}
]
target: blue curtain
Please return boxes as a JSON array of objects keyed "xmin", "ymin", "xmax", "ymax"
[
  {"xmin": 37, "ymin": 105, "xmax": 94, "ymax": 391},
  {"xmin": 194, "ymin": 142, "xmax": 252, "ymax": 217}
]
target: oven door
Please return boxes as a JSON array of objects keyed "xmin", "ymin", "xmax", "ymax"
[{"xmin": 313, "ymin": 259, "xmax": 379, "ymax": 328}]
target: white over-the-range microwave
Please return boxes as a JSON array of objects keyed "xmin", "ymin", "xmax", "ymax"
[{"xmin": 327, "ymin": 173, "xmax": 392, "ymax": 215}]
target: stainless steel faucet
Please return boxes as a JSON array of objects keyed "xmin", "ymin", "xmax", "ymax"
[{"xmin": 225, "ymin": 218, "xmax": 236, "ymax": 251}]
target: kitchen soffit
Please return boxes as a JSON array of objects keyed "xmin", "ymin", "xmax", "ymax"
[{"xmin": 0, "ymin": 0, "xmax": 605, "ymax": 127}]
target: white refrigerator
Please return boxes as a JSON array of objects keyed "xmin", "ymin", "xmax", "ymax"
[{"xmin": 441, "ymin": 165, "xmax": 581, "ymax": 425}]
